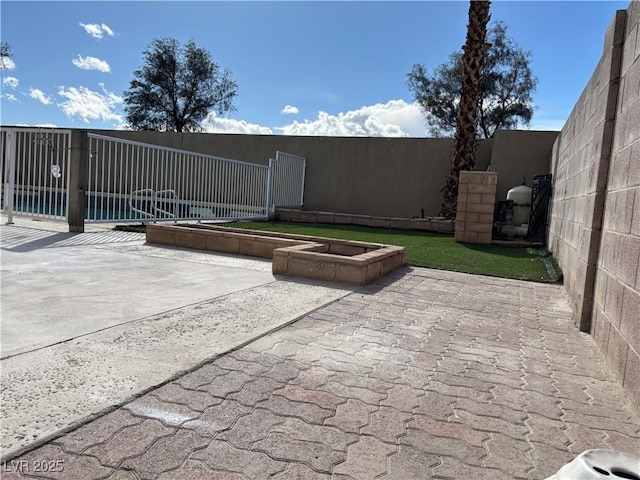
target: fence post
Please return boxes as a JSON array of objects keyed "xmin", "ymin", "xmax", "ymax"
[
  {"xmin": 266, "ymin": 159, "xmax": 274, "ymax": 218},
  {"xmin": 68, "ymin": 129, "xmax": 88, "ymax": 233},
  {"xmin": 300, "ymin": 158, "xmax": 306, "ymax": 206},
  {"xmin": 3, "ymin": 128, "xmax": 16, "ymax": 224}
]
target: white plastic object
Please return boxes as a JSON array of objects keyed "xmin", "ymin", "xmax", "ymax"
[
  {"xmin": 546, "ymin": 449, "xmax": 640, "ymax": 479},
  {"xmin": 506, "ymin": 184, "xmax": 533, "ymax": 206},
  {"xmin": 506, "ymin": 183, "xmax": 533, "ymax": 226}
]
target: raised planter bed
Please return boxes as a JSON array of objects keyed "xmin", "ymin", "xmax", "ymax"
[{"xmin": 146, "ymin": 223, "xmax": 405, "ymax": 285}]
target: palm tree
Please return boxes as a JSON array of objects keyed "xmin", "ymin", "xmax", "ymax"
[{"xmin": 440, "ymin": 1, "xmax": 491, "ymax": 218}]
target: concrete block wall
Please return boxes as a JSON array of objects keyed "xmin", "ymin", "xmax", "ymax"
[
  {"xmin": 548, "ymin": 1, "xmax": 640, "ymax": 409},
  {"xmin": 454, "ymin": 171, "xmax": 497, "ymax": 244},
  {"xmin": 548, "ymin": 10, "xmax": 626, "ymax": 330},
  {"xmin": 592, "ymin": 1, "xmax": 640, "ymax": 410}
]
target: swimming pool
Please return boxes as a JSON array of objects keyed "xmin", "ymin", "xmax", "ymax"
[{"xmin": 3, "ymin": 191, "xmax": 262, "ymax": 223}]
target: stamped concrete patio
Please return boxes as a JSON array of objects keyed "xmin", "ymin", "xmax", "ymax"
[{"xmin": 2, "ymin": 258, "xmax": 639, "ymax": 479}]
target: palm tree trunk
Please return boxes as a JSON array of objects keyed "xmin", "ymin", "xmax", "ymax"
[{"xmin": 440, "ymin": 0, "xmax": 491, "ymax": 218}]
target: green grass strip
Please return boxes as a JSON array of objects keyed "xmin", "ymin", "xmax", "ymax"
[
  {"xmin": 226, "ymin": 221, "xmax": 557, "ymax": 283},
  {"xmin": 118, "ymin": 220, "xmax": 559, "ymax": 283}
]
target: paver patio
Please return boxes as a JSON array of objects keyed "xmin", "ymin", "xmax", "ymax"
[{"xmin": 2, "ymin": 266, "xmax": 639, "ymax": 479}]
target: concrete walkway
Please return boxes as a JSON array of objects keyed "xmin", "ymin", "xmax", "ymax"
[
  {"xmin": 2, "ymin": 254, "xmax": 639, "ymax": 478},
  {"xmin": 0, "ymin": 218, "xmax": 355, "ymax": 459}
]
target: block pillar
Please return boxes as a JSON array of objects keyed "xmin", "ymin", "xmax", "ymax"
[
  {"xmin": 68, "ymin": 129, "xmax": 88, "ymax": 233},
  {"xmin": 454, "ymin": 171, "xmax": 497, "ymax": 244}
]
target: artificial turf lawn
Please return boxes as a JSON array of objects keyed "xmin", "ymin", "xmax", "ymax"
[{"xmin": 225, "ymin": 221, "xmax": 556, "ymax": 283}]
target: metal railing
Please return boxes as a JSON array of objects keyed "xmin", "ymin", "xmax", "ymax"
[
  {"xmin": 86, "ymin": 133, "xmax": 271, "ymax": 223},
  {"xmin": 2, "ymin": 127, "xmax": 307, "ymax": 226},
  {"xmin": 128, "ymin": 188, "xmax": 178, "ymax": 219},
  {"xmin": 1, "ymin": 127, "xmax": 72, "ymax": 223},
  {"xmin": 269, "ymin": 151, "xmax": 306, "ymax": 211}
]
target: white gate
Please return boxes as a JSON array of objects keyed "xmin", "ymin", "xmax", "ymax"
[
  {"xmin": 269, "ymin": 151, "xmax": 306, "ymax": 211},
  {"xmin": 1, "ymin": 127, "xmax": 72, "ymax": 223}
]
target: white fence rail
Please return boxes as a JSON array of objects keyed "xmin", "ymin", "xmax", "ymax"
[
  {"xmin": 86, "ymin": 133, "xmax": 271, "ymax": 223},
  {"xmin": 1, "ymin": 127, "xmax": 72, "ymax": 223},
  {"xmin": 269, "ymin": 151, "xmax": 306, "ymax": 210},
  {"xmin": 2, "ymin": 127, "xmax": 306, "ymax": 226}
]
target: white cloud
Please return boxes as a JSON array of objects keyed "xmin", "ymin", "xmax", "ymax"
[
  {"xmin": 2, "ymin": 93, "xmax": 18, "ymax": 102},
  {"xmin": 281, "ymin": 105, "xmax": 299, "ymax": 115},
  {"xmin": 3, "ymin": 76, "xmax": 19, "ymax": 89},
  {"xmin": 29, "ymin": 88, "xmax": 53, "ymax": 105},
  {"xmin": 57, "ymin": 83, "xmax": 122, "ymax": 123},
  {"xmin": 201, "ymin": 112, "xmax": 273, "ymax": 135},
  {"xmin": 0, "ymin": 56, "xmax": 16, "ymax": 70},
  {"xmin": 72, "ymin": 55, "xmax": 111, "ymax": 73},
  {"xmin": 115, "ymin": 100, "xmax": 428, "ymax": 137},
  {"xmin": 199, "ymin": 100, "xmax": 427, "ymax": 137},
  {"xmin": 278, "ymin": 100, "xmax": 426, "ymax": 137},
  {"xmin": 79, "ymin": 22, "xmax": 115, "ymax": 39}
]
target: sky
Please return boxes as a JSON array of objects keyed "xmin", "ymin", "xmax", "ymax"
[{"xmin": 0, "ymin": 1, "xmax": 630, "ymax": 137}]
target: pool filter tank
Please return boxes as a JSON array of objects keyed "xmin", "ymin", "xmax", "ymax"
[{"xmin": 506, "ymin": 178, "xmax": 532, "ymax": 237}]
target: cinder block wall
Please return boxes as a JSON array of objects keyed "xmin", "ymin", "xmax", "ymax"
[
  {"xmin": 548, "ymin": 10, "xmax": 626, "ymax": 331},
  {"xmin": 592, "ymin": 2, "xmax": 640, "ymax": 409},
  {"xmin": 548, "ymin": 2, "xmax": 640, "ymax": 408}
]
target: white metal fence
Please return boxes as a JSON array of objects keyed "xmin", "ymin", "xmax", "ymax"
[
  {"xmin": 86, "ymin": 133, "xmax": 273, "ymax": 222},
  {"xmin": 2, "ymin": 128, "xmax": 306, "ymax": 225},
  {"xmin": 1, "ymin": 127, "xmax": 72, "ymax": 223},
  {"xmin": 269, "ymin": 151, "xmax": 306, "ymax": 209}
]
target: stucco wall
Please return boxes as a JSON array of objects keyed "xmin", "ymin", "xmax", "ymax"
[
  {"xmin": 548, "ymin": 2, "xmax": 639, "ymax": 409},
  {"xmin": 490, "ymin": 130, "xmax": 559, "ymax": 201},
  {"xmin": 92, "ymin": 130, "xmax": 555, "ymax": 219}
]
